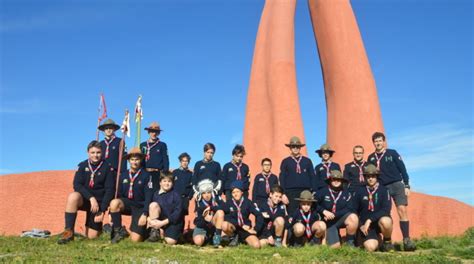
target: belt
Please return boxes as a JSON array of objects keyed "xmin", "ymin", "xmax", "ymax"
[{"xmin": 146, "ymin": 168, "xmax": 161, "ymax": 172}]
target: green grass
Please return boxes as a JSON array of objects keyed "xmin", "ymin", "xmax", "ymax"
[{"xmin": 1, "ymin": 228, "xmax": 473, "ymax": 263}]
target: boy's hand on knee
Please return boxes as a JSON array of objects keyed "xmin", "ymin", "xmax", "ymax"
[
  {"xmin": 90, "ymin": 198, "xmax": 99, "ymax": 213},
  {"xmin": 138, "ymin": 215, "xmax": 147, "ymax": 226},
  {"xmin": 94, "ymin": 212, "xmax": 104, "ymax": 223}
]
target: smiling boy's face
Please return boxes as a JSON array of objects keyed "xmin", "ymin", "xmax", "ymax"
[
  {"xmin": 231, "ymin": 188, "xmax": 243, "ymax": 201},
  {"xmin": 300, "ymin": 201, "xmax": 312, "ymax": 213},
  {"xmin": 160, "ymin": 177, "xmax": 173, "ymax": 192},
  {"xmin": 201, "ymin": 191, "xmax": 212, "ymax": 201}
]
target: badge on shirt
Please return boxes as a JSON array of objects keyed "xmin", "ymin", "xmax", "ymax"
[
  {"xmin": 319, "ymin": 167, "xmax": 324, "ymax": 171},
  {"xmin": 200, "ymin": 165, "xmax": 206, "ymax": 170},
  {"xmin": 112, "ymin": 146, "xmax": 116, "ymax": 150},
  {"xmin": 229, "ymin": 168, "xmax": 234, "ymax": 172},
  {"xmin": 288, "ymin": 217, "xmax": 293, "ymax": 224},
  {"xmin": 351, "ymin": 164, "xmax": 355, "ymax": 168},
  {"xmin": 98, "ymin": 172, "xmax": 101, "ymax": 175},
  {"xmin": 258, "ymin": 178, "xmax": 264, "ymax": 182},
  {"xmin": 370, "ymin": 157, "xmax": 375, "ymax": 161},
  {"xmin": 230, "ymin": 207, "xmax": 234, "ymax": 212},
  {"xmin": 138, "ymin": 180, "xmax": 142, "ymax": 185},
  {"xmin": 324, "ymin": 196, "xmax": 331, "ymax": 201},
  {"xmin": 363, "ymin": 196, "xmax": 368, "ymax": 200},
  {"xmin": 85, "ymin": 167, "xmax": 90, "ymax": 172},
  {"xmin": 123, "ymin": 179, "xmax": 129, "ymax": 184},
  {"xmin": 157, "ymin": 149, "xmax": 160, "ymax": 153},
  {"xmin": 303, "ymin": 169, "xmax": 307, "ymax": 172},
  {"xmin": 386, "ymin": 156, "xmax": 393, "ymax": 162}
]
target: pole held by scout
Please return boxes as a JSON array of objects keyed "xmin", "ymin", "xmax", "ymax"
[{"xmin": 115, "ymin": 109, "xmax": 130, "ymax": 199}]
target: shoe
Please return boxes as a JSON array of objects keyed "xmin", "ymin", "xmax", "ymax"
[
  {"xmin": 380, "ymin": 241, "xmax": 395, "ymax": 252},
  {"xmin": 274, "ymin": 237, "xmax": 283, "ymax": 248},
  {"xmin": 111, "ymin": 227, "xmax": 127, "ymax": 244},
  {"xmin": 57, "ymin": 229, "xmax": 74, "ymax": 244},
  {"xmin": 403, "ymin": 237, "xmax": 416, "ymax": 251},
  {"xmin": 103, "ymin": 223, "xmax": 112, "ymax": 234},
  {"xmin": 346, "ymin": 239, "xmax": 356, "ymax": 247},
  {"xmin": 212, "ymin": 234, "xmax": 222, "ymax": 247},
  {"xmin": 228, "ymin": 235, "xmax": 239, "ymax": 247},
  {"xmin": 147, "ymin": 228, "xmax": 161, "ymax": 242}
]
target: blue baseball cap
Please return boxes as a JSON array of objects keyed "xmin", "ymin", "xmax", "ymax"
[{"xmin": 230, "ymin": 180, "xmax": 244, "ymax": 191}]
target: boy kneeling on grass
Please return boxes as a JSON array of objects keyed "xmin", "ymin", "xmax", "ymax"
[
  {"xmin": 286, "ymin": 190, "xmax": 326, "ymax": 247},
  {"xmin": 147, "ymin": 171, "xmax": 184, "ymax": 245},
  {"xmin": 222, "ymin": 181, "xmax": 263, "ymax": 248},
  {"xmin": 192, "ymin": 179, "xmax": 225, "ymax": 247},
  {"xmin": 257, "ymin": 184, "xmax": 288, "ymax": 247}
]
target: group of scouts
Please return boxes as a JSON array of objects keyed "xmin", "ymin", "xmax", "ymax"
[{"xmin": 57, "ymin": 118, "xmax": 416, "ymax": 252}]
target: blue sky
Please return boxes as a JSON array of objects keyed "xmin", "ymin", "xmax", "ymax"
[{"xmin": 1, "ymin": 0, "xmax": 472, "ymax": 205}]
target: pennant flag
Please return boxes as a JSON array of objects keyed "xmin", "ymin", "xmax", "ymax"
[
  {"xmin": 96, "ymin": 93, "xmax": 108, "ymax": 141},
  {"xmin": 121, "ymin": 110, "xmax": 130, "ymax": 138},
  {"xmin": 134, "ymin": 95, "xmax": 143, "ymax": 147}
]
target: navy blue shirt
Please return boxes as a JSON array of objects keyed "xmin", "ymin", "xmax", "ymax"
[
  {"xmin": 73, "ymin": 159, "xmax": 115, "ymax": 212},
  {"xmin": 353, "ymin": 184, "xmax": 392, "ymax": 223},
  {"xmin": 194, "ymin": 195, "xmax": 225, "ymax": 229},
  {"xmin": 314, "ymin": 161, "xmax": 341, "ymax": 190},
  {"xmin": 222, "ymin": 162, "xmax": 250, "ymax": 192},
  {"xmin": 316, "ymin": 187, "xmax": 353, "ymax": 225},
  {"xmin": 192, "ymin": 160, "xmax": 222, "ymax": 187},
  {"xmin": 258, "ymin": 201, "xmax": 287, "ymax": 232},
  {"xmin": 117, "ymin": 169, "xmax": 153, "ymax": 214},
  {"xmin": 172, "ymin": 167, "xmax": 193, "ymax": 198},
  {"xmin": 222, "ymin": 197, "xmax": 263, "ymax": 229},
  {"xmin": 286, "ymin": 208, "xmax": 322, "ymax": 229},
  {"xmin": 279, "ymin": 156, "xmax": 316, "ymax": 191},
  {"xmin": 152, "ymin": 189, "xmax": 183, "ymax": 224},
  {"xmin": 343, "ymin": 161, "xmax": 367, "ymax": 191},
  {"xmin": 140, "ymin": 139, "xmax": 169, "ymax": 171},
  {"xmin": 252, "ymin": 173, "xmax": 279, "ymax": 204},
  {"xmin": 367, "ymin": 149, "xmax": 409, "ymax": 186},
  {"xmin": 100, "ymin": 136, "xmax": 127, "ymax": 172}
]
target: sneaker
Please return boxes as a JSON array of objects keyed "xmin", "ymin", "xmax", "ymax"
[
  {"xmin": 212, "ymin": 234, "xmax": 222, "ymax": 247},
  {"xmin": 274, "ymin": 237, "xmax": 283, "ymax": 248},
  {"xmin": 403, "ymin": 237, "xmax": 416, "ymax": 251},
  {"xmin": 228, "ymin": 234, "xmax": 239, "ymax": 247},
  {"xmin": 57, "ymin": 229, "xmax": 74, "ymax": 244},
  {"xmin": 103, "ymin": 223, "xmax": 112, "ymax": 234},
  {"xmin": 147, "ymin": 228, "xmax": 161, "ymax": 242},
  {"xmin": 111, "ymin": 227, "xmax": 127, "ymax": 244},
  {"xmin": 380, "ymin": 241, "xmax": 395, "ymax": 252}
]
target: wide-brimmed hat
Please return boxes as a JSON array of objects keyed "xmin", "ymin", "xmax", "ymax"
[
  {"xmin": 294, "ymin": 190, "xmax": 317, "ymax": 202},
  {"xmin": 315, "ymin": 143, "xmax": 335, "ymax": 157},
  {"xmin": 285, "ymin": 136, "xmax": 306, "ymax": 148},
  {"xmin": 363, "ymin": 164, "xmax": 381, "ymax": 176},
  {"xmin": 98, "ymin": 119, "xmax": 120, "ymax": 131},
  {"xmin": 144, "ymin": 121, "xmax": 163, "ymax": 132},
  {"xmin": 124, "ymin": 147, "xmax": 146, "ymax": 160},
  {"xmin": 325, "ymin": 170, "xmax": 348, "ymax": 184}
]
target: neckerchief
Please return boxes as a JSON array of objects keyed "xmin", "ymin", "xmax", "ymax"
[
  {"xmin": 366, "ymin": 183, "xmax": 379, "ymax": 211},
  {"xmin": 329, "ymin": 187, "xmax": 342, "ymax": 213},
  {"xmin": 232, "ymin": 198, "xmax": 245, "ymax": 226},
  {"xmin": 128, "ymin": 169, "xmax": 142, "ymax": 199},
  {"xmin": 262, "ymin": 172, "xmax": 272, "ymax": 194},
  {"xmin": 232, "ymin": 161, "xmax": 242, "ymax": 180},
  {"xmin": 146, "ymin": 139, "xmax": 160, "ymax": 161},
  {"xmin": 354, "ymin": 160, "xmax": 366, "ymax": 183},
  {"xmin": 87, "ymin": 160, "xmax": 104, "ymax": 188},
  {"xmin": 300, "ymin": 209, "xmax": 312, "ymax": 238},
  {"xmin": 292, "ymin": 156, "xmax": 302, "ymax": 174},
  {"xmin": 266, "ymin": 198, "xmax": 278, "ymax": 229},
  {"xmin": 104, "ymin": 136, "xmax": 115, "ymax": 159},
  {"xmin": 374, "ymin": 150, "xmax": 386, "ymax": 169},
  {"xmin": 322, "ymin": 161, "xmax": 332, "ymax": 178}
]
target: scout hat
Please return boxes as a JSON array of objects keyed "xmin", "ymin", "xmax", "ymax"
[
  {"xmin": 325, "ymin": 170, "xmax": 348, "ymax": 184},
  {"xmin": 294, "ymin": 190, "xmax": 317, "ymax": 203},
  {"xmin": 144, "ymin": 121, "xmax": 162, "ymax": 132},
  {"xmin": 315, "ymin": 143, "xmax": 335, "ymax": 157},
  {"xmin": 124, "ymin": 147, "xmax": 146, "ymax": 160},
  {"xmin": 230, "ymin": 180, "xmax": 244, "ymax": 191},
  {"xmin": 98, "ymin": 119, "xmax": 120, "ymax": 131},
  {"xmin": 285, "ymin": 136, "xmax": 306, "ymax": 148},
  {"xmin": 363, "ymin": 164, "xmax": 381, "ymax": 176}
]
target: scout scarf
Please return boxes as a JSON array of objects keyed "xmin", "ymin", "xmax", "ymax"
[
  {"xmin": 262, "ymin": 172, "xmax": 272, "ymax": 194},
  {"xmin": 374, "ymin": 150, "xmax": 386, "ymax": 169},
  {"xmin": 146, "ymin": 139, "xmax": 160, "ymax": 161},
  {"xmin": 292, "ymin": 156, "xmax": 302, "ymax": 174},
  {"xmin": 232, "ymin": 198, "xmax": 245, "ymax": 226},
  {"xmin": 128, "ymin": 169, "xmax": 142, "ymax": 199},
  {"xmin": 232, "ymin": 161, "xmax": 242, "ymax": 180},
  {"xmin": 87, "ymin": 160, "xmax": 104, "ymax": 188},
  {"xmin": 322, "ymin": 161, "xmax": 332, "ymax": 178},
  {"xmin": 366, "ymin": 183, "xmax": 379, "ymax": 211},
  {"xmin": 266, "ymin": 198, "xmax": 278, "ymax": 229},
  {"xmin": 104, "ymin": 136, "xmax": 115, "ymax": 159},
  {"xmin": 329, "ymin": 187, "xmax": 342, "ymax": 213},
  {"xmin": 300, "ymin": 209, "xmax": 312, "ymax": 238},
  {"xmin": 354, "ymin": 161, "xmax": 366, "ymax": 182}
]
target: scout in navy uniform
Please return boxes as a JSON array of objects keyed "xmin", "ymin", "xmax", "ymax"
[
  {"xmin": 343, "ymin": 145, "xmax": 367, "ymax": 195},
  {"xmin": 315, "ymin": 170, "xmax": 358, "ymax": 248},
  {"xmin": 222, "ymin": 145, "xmax": 251, "ymax": 201},
  {"xmin": 108, "ymin": 147, "xmax": 153, "ymax": 243},
  {"xmin": 221, "ymin": 181, "xmax": 263, "ymax": 249},
  {"xmin": 58, "ymin": 141, "xmax": 115, "ymax": 244},
  {"xmin": 147, "ymin": 171, "xmax": 183, "ymax": 245},
  {"xmin": 258, "ymin": 185, "xmax": 287, "ymax": 248},
  {"xmin": 191, "ymin": 143, "xmax": 222, "ymax": 194},
  {"xmin": 353, "ymin": 164, "xmax": 394, "ymax": 252},
  {"xmin": 279, "ymin": 136, "xmax": 316, "ymax": 215},
  {"xmin": 98, "ymin": 119, "xmax": 127, "ymax": 173},
  {"xmin": 172, "ymin": 153, "xmax": 193, "ymax": 216},
  {"xmin": 192, "ymin": 179, "xmax": 225, "ymax": 247},
  {"xmin": 368, "ymin": 132, "xmax": 415, "ymax": 251},
  {"xmin": 314, "ymin": 144, "xmax": 341, "ymax": 191},
  {"xmin": 252, "ymin": 158, "xmax": 279, "ymax": 207},
  {"xmin": 286, "ymin": 190, "xmax": 326, "ymax": 247},
  {"xmin": 140, "ymin": 122, "xmax": 169, "ymax": 192}
]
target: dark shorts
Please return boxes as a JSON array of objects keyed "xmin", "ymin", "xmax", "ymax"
[
  {"xmin": 359, "ymin": 218, "xmax": 390, "ymax": 243},
  {"xmin": 120, "ymin": 198, "xmax": 148, "ymax": 237},
  {"xmin": 326, "ymin": 212, "xmax": 351, "ymax": 245},
  {"xmin": 386, "ymin": 181, "xmax": 408, "ymax": 206},
  {"xmin": 78, "ymin": 199, "xmax": 103, "ymax": 232},
  {"xmin": 258, "ymin": 225, "xmax": 275, "ymax": 240},
  {"xmin": 162, "ymin": 222, "xmax": 184, "ymax": 241},
  {"xmin": 235, "ymin": 226, "xmax": 254, "ymax": 242}
]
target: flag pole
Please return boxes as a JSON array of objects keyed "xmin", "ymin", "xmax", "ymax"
[{"xmin": 115, "ymin": 109, "xmax": 129, "ymax": 199}]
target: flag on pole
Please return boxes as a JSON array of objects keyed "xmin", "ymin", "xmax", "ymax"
[
  {"xmin": 96, "ymin": 93, "xmax": 108, "ymax": 141},
  {"xmin": 134, "ymin": 95, "xmax": 143, "ymax": 147},
  {"xmin": 121, "ymin": 110, "xmax": 130, "ymax": 138}
]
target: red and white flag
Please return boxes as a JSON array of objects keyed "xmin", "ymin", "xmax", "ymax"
[
  {"xmin": 121, "ymin": 110, "xmax": 130, "ymax": 138},
  {"xmin": 98, "ymin": 93, "xmax": 107, "ymax": 123}
]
